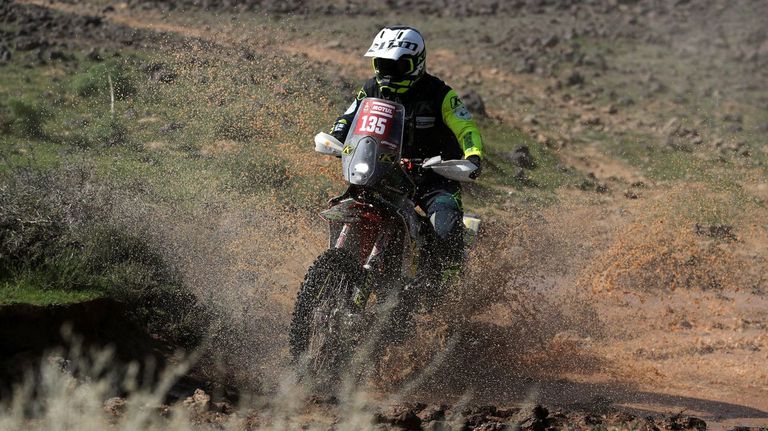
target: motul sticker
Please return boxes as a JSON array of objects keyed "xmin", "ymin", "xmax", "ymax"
[{"xmin": 356, "ymin": 100, "xmax": 394, "ymax": 138}]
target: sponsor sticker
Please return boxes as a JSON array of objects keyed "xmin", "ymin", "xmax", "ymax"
[
  {"xmin": 378, "ymin": 153, "xmax": 396, "ymax": 163},
  {"xmin": 355, "ymin": 99, "xmax": 394, "ymax": 138},
  {"xmin": 453, "ymin": 105, "xmax": 472, "ymax": 120}
]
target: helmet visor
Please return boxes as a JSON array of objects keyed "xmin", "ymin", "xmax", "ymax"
[{"xmin": 373, "ymin": 57, "xmax": 414, "ymax": 78}]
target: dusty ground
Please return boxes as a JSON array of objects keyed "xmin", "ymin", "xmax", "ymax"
[{"xmin": 1, "ymin": 0, "xmax": 767, "ymax": 429}]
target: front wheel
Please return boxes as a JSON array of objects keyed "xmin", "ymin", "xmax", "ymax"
[{"xmin": 289, "ymin": 248, "xmax": 366, "ymax": 385}]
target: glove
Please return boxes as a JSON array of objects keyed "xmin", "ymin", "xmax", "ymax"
[
  {"xmin": 466, "ymin": 155, "xmax": 482, "ymax": 179},
  {"xmin": 331, "ymin": 130, "xmax": 346, "ymax": 145}
]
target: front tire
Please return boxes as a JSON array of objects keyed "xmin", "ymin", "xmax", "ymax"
[{"xmin": 289, "ymin": 248, "xmax": 366, "ymax": 384}]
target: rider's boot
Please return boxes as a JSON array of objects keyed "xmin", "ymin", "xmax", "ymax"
[{"xmin": 418, "ymin": 219, "xmax": 464, "ymax": 313}]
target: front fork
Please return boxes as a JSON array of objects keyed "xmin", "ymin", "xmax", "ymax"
[{"xmin": 335, "ymin": 223, "xmax": 390, "ymax": 308}]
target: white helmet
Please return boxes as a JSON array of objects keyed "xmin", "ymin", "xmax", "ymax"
[{"xmin": 364, "ymin": 26, "xmax": 426, "ymax": 94}]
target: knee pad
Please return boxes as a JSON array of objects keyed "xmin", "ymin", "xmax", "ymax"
[{"xmin": 429, "ymin": 210, "xmax": 462, "ymax": 240}]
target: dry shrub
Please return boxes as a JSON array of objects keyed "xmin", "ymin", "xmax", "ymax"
[
  {"xmin": 580, "ymin": 183, "xmax": 766, "ymax": 294},
  {"xmin": 582, "ymin": 220, "xmax": 742, "ymax": 293}
]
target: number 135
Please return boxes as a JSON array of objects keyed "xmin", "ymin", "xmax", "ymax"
[{"xmin": 359, "ymin": 115, "xmax": 387, "ymax": 134}]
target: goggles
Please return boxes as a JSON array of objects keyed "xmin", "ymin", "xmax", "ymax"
[{"xmin": 373, "ymin": 57, "xmax": 414, "ymax": 78}]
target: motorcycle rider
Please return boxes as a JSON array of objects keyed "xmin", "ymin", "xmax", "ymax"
[{"xmin": 329, "ymin": 26, "xmax": 485, "ymax": 306}]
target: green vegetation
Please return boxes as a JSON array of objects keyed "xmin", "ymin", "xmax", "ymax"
[
  {"xmin": 72, "ymin": 60, "xmax": 136, "ymax": 99},
  {"xmin": 474, "ymin": 121, "xmax": 591, "ymax": 208},
  {"xmin": 0, "ymin": 281, "xmax": 103, "ymax": 306},
  {"xmin": 7, "ymin": 98, "xmax": 49, "ymax": 139}
]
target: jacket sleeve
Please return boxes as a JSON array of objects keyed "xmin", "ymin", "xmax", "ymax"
[
  {"xmin": 440, "ymin": 89, "xmax": 485, "ymax": 159},
  {"xmin": 330, "ymin": 87, "xmax": 368, "ymax": 143}
]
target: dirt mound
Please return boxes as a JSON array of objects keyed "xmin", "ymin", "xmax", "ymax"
[{"xmin": 0, "ymin": 299, "xmax": 170, "ymax": 393}]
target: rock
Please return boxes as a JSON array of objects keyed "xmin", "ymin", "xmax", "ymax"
[
  {"xmin": 418, "ymin": 405, "xmax": 447, "ymax": 422},
  {"xmin": 585, "ymin": 54, "xmax": 608, "ymax": 71},
  {"xmin": 663, "ymin": 117, "xmax": 681, "ymax": 136},
  {"xmin": 693, "ymin": 223, "xmax": 736, "ymax": 241},
  {"xmin": 86, "ymin": 47, "xmax": 103, "ymax": 61},
  {"xmin": 673, "ymin": 94, "xmax": 688, "ymax": 104},
  {"xmin": 15, "ymin": 38, "xmax": 42, "ymax": 52},
  {"xmin": 0, "ymin": 45, "xmax": 11, "ymax": 64},
  {"xmin": 516, "ymin": 57, "xmax": 536, "ymax": 74},
  {"xmin": 83, "ymin": 15, "xmax": 103, "ymax": 26},
  {"xmin": 103, "ymin": 397, "xmax": 126, "ymax": 417},
  {"xmin": 462, "ymin": 90, "xmax": 487, "ymax": 118},
  {"xmin": 542, "ymin": 34, "xmax": 559, "ymax": 48},
  {"xmin": 566, "ymin": 70, "xmax": 585, "ymax": 86},
  {"xmin": 65, "ymin": 118, "xmax": 89, "ymax": 128},
  {"xmin": 47, "ymin": 50, "xmax": 67, "ymax": 61},
  {"xmin": 579, "ymin": 177, "xmax": 596, "ymax": 191},
  {"xmin": 522, "ymin": 114, "xmax": 539, "ymax": 125},
  {"xmin": 647, "ymin": 81, "xmax": 667, "ymax": 95},
  {"xmin": 661, "ymin": 415, "xmax": 706, "ymax": 431},
  {"xmin": 618, "ymin": 96, "xmax": 635, "ymax": 106},
  {"xmin": 540, "ymin": 134, "xmax": 560, "ymax": 149},
  {"xmin": 624, "ymin": 190, "xmax": 639, "ymax": 199},
  {"xmin": 517, "ymin": 405, "xmax": 549, "ymax": 431},
  {"xmin": 505, "ymin": 145, "xmax": 536, "ymax": 169},
  {"xmin": 160, "ymin": 122, "xmax": 185, "ymax": 133},
  {"xmin": 580, "ymin": 114, "xmax": 602, "ymax": 126},
  {"xmin": 474, "ymin": 422, "xmax": 508, "ymax": 430},
  {"xmin": 183, "ymin": 389, "xmax": 211, "ymax": 413},
  {"xmin": 212, "ymin": 401, "xmax": 234, "ymax": 414},
  {"xmin": 375, "ymin": 405, "xmax": 422, "ymax": 430},
  {"xmin": 142, "ymin": 62, "xmax": 177, "ymax": 83}
]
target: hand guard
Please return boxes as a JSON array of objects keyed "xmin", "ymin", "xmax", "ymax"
[{"xmin": 466, "ymin": 155, "xmax": 483, "ymax": 179}]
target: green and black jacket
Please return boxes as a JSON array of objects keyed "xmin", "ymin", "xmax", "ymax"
[{"xmin": 331, "ymin": 73, "xmax": 485, "ymax": 163}]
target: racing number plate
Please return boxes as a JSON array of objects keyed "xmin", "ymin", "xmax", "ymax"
[{"xmin": 356, "ymin": 99, "xmax": 395, "ymax": 139}]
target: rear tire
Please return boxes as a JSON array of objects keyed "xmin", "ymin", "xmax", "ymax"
[{"xmin": 289, "ymin": 248, "xmax": 366, "ymax": 385}]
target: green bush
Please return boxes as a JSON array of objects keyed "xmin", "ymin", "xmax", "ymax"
[
  {"xmin": 62, "ymin": 117, "xmax": 133, "ymax": 149},
  {"xmin": 0, "ymin": 167, "xmax": 208, "ymax": 346},
  {"xmin": 97, "ymin": 117, "xmax": 130, "ymax": 147},
  {"xmin": 0, "ymin": 106, "xmax": 12, "ymax": 135},
  {"xmin": 73, "ymin": 60, "xmax": 136, "ymax": 100},
  {"xmin": 7, "ymin": 99, "xmax": 48, "ymax": 138}
]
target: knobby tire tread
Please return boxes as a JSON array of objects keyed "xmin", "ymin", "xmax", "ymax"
[{"xmin": 289, "ymin": 248, "xmax": 364, "ymax": 363}]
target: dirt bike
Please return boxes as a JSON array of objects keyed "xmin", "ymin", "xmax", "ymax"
[{"xmin": 289, "ymin": 97, "xmax": 481, "ymax": 385}]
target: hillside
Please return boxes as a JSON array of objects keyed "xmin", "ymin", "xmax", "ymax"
[{"xmin": 0, "ymin": 0, "xmax": 766, "ymax": 430}]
